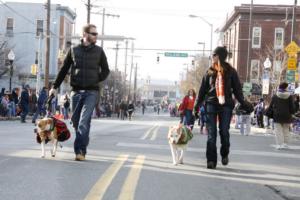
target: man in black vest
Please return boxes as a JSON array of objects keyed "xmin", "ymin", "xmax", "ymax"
[{"xmin": 49, "ymin": 24, "xmax": 110, "ymax": 161}]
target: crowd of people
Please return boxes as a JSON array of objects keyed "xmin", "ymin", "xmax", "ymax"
[{"xmin": 0, "ymin": 85, "xmax": 71, "ymax": 123}]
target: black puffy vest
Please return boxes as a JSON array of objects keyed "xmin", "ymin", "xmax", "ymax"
[{"xmin": 70, "ymin": 45, "xmax": 103, "ymax": 90}]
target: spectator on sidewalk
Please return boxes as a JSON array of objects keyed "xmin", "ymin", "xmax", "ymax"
[
  {"xmin": 255, "ymin": 98, "xmax": 265, "ymax": 128},
  {"xmin": 268, "ymin": 82, "xmax": 295, "ymax": 150},
  {"xmin": 32, "ymin": 87, "xmax": 48, "ymax": 123},
  {"xmin": 19, "ymin": 85, "xmax": 30, "ymax": 123},
  {"xmin": 62, "ymin": 93, "xmax": 70, "ymax": 120},
  {"xmin": 127, "ymin": 101, "xmax": 134, "ymax": 120}
]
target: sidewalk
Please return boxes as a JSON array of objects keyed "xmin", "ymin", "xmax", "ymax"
[{"xmin": 230, "ymin": 124, "xmax": 300, "ymax": 141}]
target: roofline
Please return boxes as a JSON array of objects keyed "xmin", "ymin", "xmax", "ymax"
[{"xmin": 220, "ymin": 4, "xmax": 300, "ymax": 32}]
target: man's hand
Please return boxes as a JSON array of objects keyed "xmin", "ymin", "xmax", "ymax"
[{"xmin": 49, "ymin": 88, "xmax": 57, "ymax": 97}]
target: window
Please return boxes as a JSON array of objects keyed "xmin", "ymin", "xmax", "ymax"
[
  {"xmin": 6, "ymin": 18, "xmax": 14, "ymax": 36},
  {"xmin": 274, "ymin": 28, "xmax": 284, "ymax": 49},
  {"xmin": 252, "ymin": 27, "xmax": 261, "ymax": 48},
  {"xmin": 36, "ymin": 20, "xmax": 43, "ymax": 36},
  {"xmin": 250, "ymin": 59, "xmax": 260, "ymax": 81}
]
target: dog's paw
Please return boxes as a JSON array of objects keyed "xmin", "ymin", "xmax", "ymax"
[{"xmin": 173, "ymin": 162, "xmax": 178, "ymax": 166}]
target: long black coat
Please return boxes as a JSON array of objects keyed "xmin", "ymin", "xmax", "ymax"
[{"xmin": 269, "ymin": 91, "xmax": 295, "ymax": 123}]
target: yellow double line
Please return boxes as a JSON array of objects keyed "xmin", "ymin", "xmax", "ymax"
[
  {"xmin": 84, "ymin": 154, "xmax": 145, "ymax": 200},
  {"xmin": 140, "ymin": 125, "xmax": 160, "ymax": 140}
]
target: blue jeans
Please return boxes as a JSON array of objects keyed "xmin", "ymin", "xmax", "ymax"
[
  {"xmin": 20, "ymin": 104, "xmax": 29, "ymax": 122},
  {"xmin": 183, "ymin": 109, "xmax": 194, "ymax": 128},
  {"xmin": 205, "ymin": 104, "xmax": 233, "ymax": 163},
  {"xmin": 71, "ymin": 90, "xmax": 98, "ymax": 155}
]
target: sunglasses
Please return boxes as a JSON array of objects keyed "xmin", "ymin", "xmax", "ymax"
[
  {"xmin": 212, "ymin": 53, "xmax": 217, "ymax": 57},
  {"xmin": 88, "ymin": 32, "xmax": 98, "ymax": 36}
]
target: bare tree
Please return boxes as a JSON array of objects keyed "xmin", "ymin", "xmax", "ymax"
[
  {"xmin": 255, "ymin": 44, "xmax": 288, "ymax": 99},
  {"xmin": 0, "ymin": 40, "xmax": 9, "ymax": 78},
  {"xmin": 179, "ymin": 56, "xmax": 209, "ymax": 96}
]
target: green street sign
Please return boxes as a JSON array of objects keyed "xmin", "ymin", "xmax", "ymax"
[
  {"xmin": 164, "ymin": 52, "xmax": 188, "ymax": 57},
  {"xmin": 286, "ymin": 70, "xmax": 296, "ymax": 83}
]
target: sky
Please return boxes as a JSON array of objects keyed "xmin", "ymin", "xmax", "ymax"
[{"xmin": 4, "ymin": 0, "xmax": 295, "ymax": 83}]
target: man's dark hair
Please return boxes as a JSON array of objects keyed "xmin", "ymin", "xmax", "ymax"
[{"xmin": 82, "ymin": 24, "xmax": 97, "ymax": 34}]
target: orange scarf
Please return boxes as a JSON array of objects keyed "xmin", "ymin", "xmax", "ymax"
[{"xmin": 214, "ymin": 63, "xmax": 225, "ymax": 105}]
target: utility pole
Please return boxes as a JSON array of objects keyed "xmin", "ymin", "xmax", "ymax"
[
  {"xmin": 37, "ymin": 33, "xmax": 43, "ymax": 94},
  {"xmin": 91, "ymin": 8, "xmax": 120, "ymax": 47},
  {"xmin": 291, "ymin": 0, "xmax": 297, "ymax": 41},
  {"xmin": 112, "ymin": 42, "xmax": 119, "ymax": 112},
  {"xmin": 45, "ymin": 0, "xmax": 50, "ymax": 88},
  {"xmin": 124, "ymin": 40, "xmax": 128, "ymax": 95},
  {"xmin": 101, "ymin": 8, "xmax": 105, "ymax": 47},
  {"xmin": 246, "ymin": 0, "xmax": 253, "ymax": 82},
  {"xmin": 133, "ymin": 63, "xmax": 137, "ymax": 105},
  {"xmin": 87, "ymin": 0, "xmax": 91, "ymax": 23},
  {"xmin": 128, "ymin": 42, "xmax": 134, "ymax": 101}
]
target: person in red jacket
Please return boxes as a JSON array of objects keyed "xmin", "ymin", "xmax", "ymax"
[{"xmin": 179, "ymin": 89, "xmax": 196, "ymax": 129}]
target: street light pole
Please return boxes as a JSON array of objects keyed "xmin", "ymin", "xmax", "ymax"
[
  {"xmin": 189, "ymin": 14, "xmax": 213, "ymax": 65},
  {"xmin": 198, "ymin": 42, "xmax": 205, "ymax": 56},
  {"xmin": 7, "ymin": 50, "xmax": 15, "ymax": 92}
]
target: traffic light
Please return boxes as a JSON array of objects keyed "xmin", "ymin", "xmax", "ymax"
[
  {"xmin": 192, "ymin": 60, "xmax": 195, "ymax": 65},
  {"xmin": 157, "ymin": 56, "xmax": 160, "ymax": 63}
]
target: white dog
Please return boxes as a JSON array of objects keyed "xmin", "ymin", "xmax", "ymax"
[{"xmin": 168, "ymin": 124, "xmax": 193, "ymax": 165}]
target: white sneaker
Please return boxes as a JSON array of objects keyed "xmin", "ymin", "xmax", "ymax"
[
  {"xmin": 282, "ymin": 143, "xmax": 289, "ymax": 149},
  {"xmin": 275, "ymin": 145, "xmax": 283, "ymax": 150}
]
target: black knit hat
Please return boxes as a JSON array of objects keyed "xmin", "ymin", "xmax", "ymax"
[
  {"xmin": 213, "ymin": 46, "xmax": 228, "ymax": 62},
  {"xmin": 278, "ymin": 82, "xmax": 288, "ymax": 90}
]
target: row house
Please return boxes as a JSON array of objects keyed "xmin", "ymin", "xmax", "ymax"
[
  {"xmin": 220, "ymin": 4, "xmax": 300, "ymax": 89},
  {"xmin": 0, "ymin": 2, "xmax": 76, "ymax": 90}
]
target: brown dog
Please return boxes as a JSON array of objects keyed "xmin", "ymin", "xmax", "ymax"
[{"xmin": 36, "ymin": 118, "xmax": 58, "ymax": 158}]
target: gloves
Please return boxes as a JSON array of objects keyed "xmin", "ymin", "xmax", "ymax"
[
  {"xmin": 240, "ymin": 100, "xmax": 254, "ymax": 114},
  {"xmin": 193, "ymin": 107, "xmax": 200, "ymax": 119}
]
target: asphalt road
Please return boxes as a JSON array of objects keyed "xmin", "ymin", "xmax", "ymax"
[{"xmin": 0, "ymin": 111, "xmax": 300, "ymax": 200}]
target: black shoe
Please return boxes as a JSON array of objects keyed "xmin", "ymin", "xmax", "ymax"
[
  {"xmin": 207, "ymin": 161, "xmax": 216, "ymax": 169},
  {"xmin": 222, "ymin": 156, "xmax": 229, "ymax": 166}
]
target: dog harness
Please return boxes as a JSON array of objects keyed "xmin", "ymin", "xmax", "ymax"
[{"xmin": 177, "ymin": 126, "xmax": 193, "ymax": 145}]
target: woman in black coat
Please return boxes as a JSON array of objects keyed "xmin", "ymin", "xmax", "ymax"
[
  {"xmin": 194, "ymin": 46, "xmax": 253, "ymax": 169},
  {"xmin": 268, "ymin": 82, "xmax": 295, "ymax": 150}
]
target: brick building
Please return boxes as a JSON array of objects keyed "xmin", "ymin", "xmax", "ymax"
[{"xmin": 220, "ymin": 4, "xmax": 300, "ymax": 89}]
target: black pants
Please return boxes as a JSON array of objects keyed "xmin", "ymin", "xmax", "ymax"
[{"xmin": 205, "ymin": 104, "xmax": 232, "ymax": 163}]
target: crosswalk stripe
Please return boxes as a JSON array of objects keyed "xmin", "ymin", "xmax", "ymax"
[
  {"xmin": 84, "ymin": 154, "xmax": 129, "ymax": 200},
  {"xmin": 140, "ymin": 125, "xmax": 157, "ymax": 140},
  {"xmin": 150, "ymin": 125, "xmax": 160, "ymax": 140},
  {"xmin": 118, "ymin": 155, "xmax": 145, "ymax": 200}
]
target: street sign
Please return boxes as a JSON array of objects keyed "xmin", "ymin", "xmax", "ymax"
[
  {"xmin": 286, "ymin": 70, "xmax": 296, "ymax": 83},
  {"xmin": 287, "ymin": 56, "xmax": 297, "ymax": 70},
  {"xmin": 285, "ymin": 41, "xmax": 300, "ymax": 56},
  {"xmin": 262, "ymin": 79, "xmax": 269, "ymax": 95},
  {"xmin": 164, "ymin": 52, "xmax": 188, "ymax": 57}
]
